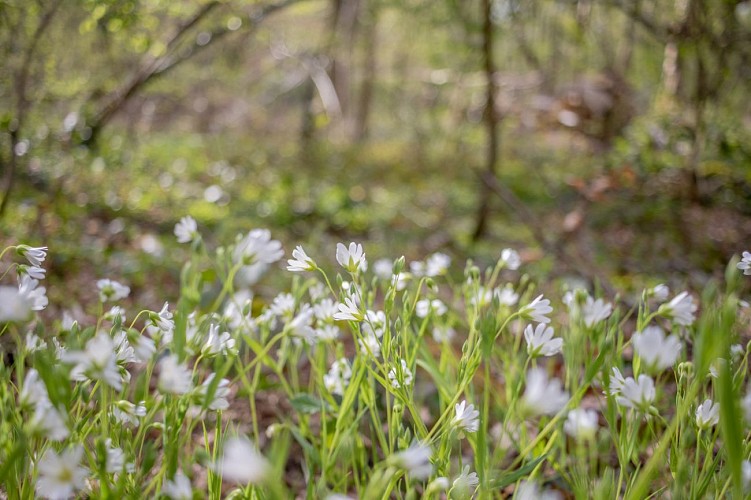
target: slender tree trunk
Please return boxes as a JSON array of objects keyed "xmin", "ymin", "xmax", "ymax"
[
  {"xmin": 354, "ymin": 5, "xmax": 377, "ymax": 142},
  {"xmin": 472, "ymin": 0, "xmax": 499, "ymax": 241}
]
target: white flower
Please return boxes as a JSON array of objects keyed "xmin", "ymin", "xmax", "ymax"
[
  {"xmin": 564, "ymin": 408, "xmax": 599, "ymax": 439},
  {"xmin": 649, "ymin": 284, "xmax": 670, "ymax": 301},
  {"xmin": 287, "ymin": 304, "xmax": 317, "ymax": 345},
  {"xmin": 323, "ymin": 358, "xmax": 352, "ymax": 396},
  {"xmin": 392, "ymin": 443, "xmax": 432, "ymax": 479},
  {"xmin": 608, "ymin": 367, "xmax": 627, "ymax": 396},
  {"xmin": 582, "ymin": 297, "xmax": 612, "ymax": 327},
  {"xmin": 359, "ymin": 333, "xmax": 381, "ymax": 358},
  {"xmin": 334, "ymin": 297, "xmax": 363, "ymax": 321},
  {"xmin": 131, "ymin": 334, "xmax": 156, "ymax": 363},
  {"xmin": 174, "ymin": 216, "xmax": 199, "ymax": 244},
  {"xmin": 500, "ymin": 248, "xmax": 521, "ymax": 270},
  {"xmin": 163, "ymin": 471, "xmax": 193, "ymax": 500},
  {"xmin": 425, "ymin": 252, "xmax": 451, "ymax": 277},
  {"xmin": 658, "ymin": 291, "xmax": 697, "ymax": 326},
  {"xmin": 374, "ymin": 258, "xmax": 393, "ymax": 279},
  {"xmin": 158, "ymin": 355, "xmax": 193, "ymax": 395},
  {"xmin": 432, "ymin": 325, "xmax": 456, "ymax": 343},
  {"xmin": 615, "ymin": 374, "xmax": 656, "ymax": 412},
  {"xmin": 104, "ymin": 306, "xmax": 126, "ymax": 323},
  {"xmin": 494, "ymin": 284, "xmax": 519, "ymax": 306},
  {"xmin": 18, "ymin": 264, "xmax": 46, "ymax": 280},
  {"xmin": 233, "ymin": 229, "xmax": 284, "ymax": 266},
  {"xmin": 515, "ymin": 481, "xmax": 562, "ymax": 500},
  {"xmin": 20, "ymin": 369, "xmax": 48, "ymax": 408},
  {"xmin": 524, "ymin": 323, "xmax": 563, "ymax": 358},
  {"xmin": 97, "ymin": 279, "xmax": 130, "ymax": 302},
  {"xmin": 738, "ymin": 251, "xmax": 751, "ymax": 275},
  {"xmin": 632, "ymin": 325, "xmax": 682, "ymax": 371},
  {"xmin": 112, "ymin": 400, "xmax": 147, "ymax": 426},
  {"xmin": 388, "ymin": 359, "xmax": 413, "ymax": 389},
  {"xmin": 315, "ymin": 324, "xmax": 341, "ymax": 342},
  {"xmin": 362, "ymin": 309, "xmax": 387, "ymax": 337},
  {"xmin": 62, "ymin": 333, "xmax": 123, "ymax": 390},
  {"xmin": 211, "ymin": 437, "xmax": 270, "ymax": 484},
  {"xmin": 520, "ymin": 294, "xmax": 553, "ymax": 324},
  {"xmin": 35, "ymin": 446, "xmax": 88, "ymax": 499},
  {"xmin": 695, "ymin": 399, "xmax": 719, "ymax": 429},
  {"xmin": 410, "ymin": 260, "xmax": 426, "ymax": 277},
  {"xmin": 105, "ymin": 439, "xmax": 134, "ymax": 474},
  {"xmin": 313, "ymin": 298, "xmax": 339, "ymax": 322},
  {"xmin": 197, "ymin": 373, "xmax": 231, "ymax": 411},
  {"xmin": 451, "ymin": 465, "xmax": 480, "ymax": 498},
  {"xmin": 25, "ymin": 331, "xmax": 46, "ymax": 353},
  {"xmin": 17, "ymin": 245, "xmax": 47, "ymax": 267},
  {"xmin": 18, "ymin": 275, "xmax": 48, "ymax": 311},
  {"xmin": 203, "ymin": 324, "xmax": 237, "ymax": 356},
  {"xmin": 521, "ymin": 368, "xmax": 568, "ymax": 416},
  {"xmin": 287, "ymin": 245, "xmax": 316, "ymax": 272},
  {"xmin": 0, "ymin": 286, "xmax": 32, "ymax": 322},
  {"xmin": 336, "ymin": 242, "xmax": 367, "ymax": 273},
  {"xmin": 30, "ymin": 402, "xmax": 69, "ymax": 441},
  {"xmin": 270, "ymin": 292, "xmax": 296, "ymax": 317},
  {"xmin": 416, "ymin": 299, "xmax": 447, "ymax": 318},
  {"xmin": 453, "ymin": 400, "xmax": 480, "ymax": 434},
  {"xmin": 149, "ymin": 302, "xmax": 175, "ymax": 334}
]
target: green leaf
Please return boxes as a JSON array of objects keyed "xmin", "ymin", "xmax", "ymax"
[
  {"xmin": 491, "ymin": 455, "xmax": 547, "ymax": 489},
  {"xmin": 290, "ymin": 393, "xmax": 327, "ymax": 415}
]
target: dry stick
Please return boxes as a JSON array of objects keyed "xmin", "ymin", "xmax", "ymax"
[
  {"xmin": 84, "ymin": 0, "xmax": 309, "ymax": 147},
  {"xmin": 475, "ymin": 169, "xmax": 617, "ymax": 299}
]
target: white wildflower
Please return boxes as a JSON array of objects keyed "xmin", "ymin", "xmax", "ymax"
[
  {"xmin": 336, "ymin": 242, "xmax": 367, "ymax": 273},
  {"xmin": 0, "ymin": 286, "xmax": 32, "ymax": 322},
  {"xmin": 515, "ymin": 481, "xmax": 561, "ymax": 500},
  {"xmin": 564, "ymin": 408, "xmax": 599, "ymax": 440},
  {"xmin": 391, "ymin": 443, "xmax": 432, "ymax": 479},
  {"xmin": 158, "ymin": 355, "xmax": 193, "ymax": 395},
  {"xmin": 233, "ymin": 229, "xmax": 284, "ymax": 266},
  {"xmin": 63, "ymin": 333, "xmax": 123, "ymax": 390},
  {"xmin": 18, "ymin": 275, "xmax": 48, "ymax": 311},
  {"xmin": 197, "ymin": 373, "xmax": 231, "ymax": 411},
  {"xmin": 105, "ymin": 439, "xmax": 134, "ymax": 474},
  {"xmin": 25, "ymin": 331, "xmax": 46, "ymax": 353},
  {"xmin": 649, "ymin": 284, "xmax": 670, "ymax": 301},
  {"xmin": 738, "ymin": 251, "xmax": 751, "ymax": 276},
  {"xmin": 451, "ymin": 465, "xmax": 480, "ymax": 499},
  {"xmin": 97, "ymin": 278, "xmax": 130, "ymax": 302},
  {"xmin": 203, "ymin": 324, "xmax": 237, "ymax": 356},
  {"xmin": 425, "ymin": 252, "xmax": 451, "ymax": 277},
  {"xmin": 524, "ymin": 323, "xmax": 563, "ymax": 358},
  {"xmin": 287, "ymin": 245, "xmax": 316, "ymax": 272},
  {"xmin": 582, "ymin": 296, "xmax": 612, "ymax": 327},
  {"xmin": 35, "ymin": 446, "xmax": 88, "ymax": 499},
  {"xmin": 416, "ymin": 299, "xmax": 447, "ymax": 318},
  {"xmin": 615, "ymin": 374, "xmax": 656, "ymax": 413},
  {"xmin": 521, "ymin": 368, "xmax": 568, "ymax": 416},
  {"xmin": 211, "ymin": 437, "xmax": 270, "ymax": 484},
  {"xmin": 494, "ymin": 284, "xmax": 519, "ymax": 306},
  {"xmin": 374, "ymin": 258, "xmax": 393, "ymax": 279},
  {"xmin": 632, "ymin": 325, "xmax": 682, "ymax": 371},
  {"xmin": 163, "ymin": 471, "xmax": 193, "ymax": 500},
  {"xmin": 658, "ymin": 291, "xmax": 697, "ymax": 326},
  {"xmin": 112, "ymin": 400, "xmax": 147, "ymax": 426},
  {"xmin": 359, "ymin": 333, "xmax": 381, "ymax": 358},
  {"xmin": 519, "ymin": 294, "xmax": 553, "ymax": 324},
  {"xmin": 388, "ymin": 359, "xmax": 413, "ymax": 389},
  {"xmin": 608, "ymin": 367, "xmax": 627, "ymax": 396},
  {"xmin": 499, "ymin": 248, "xmax": 521, "ymax": 270},
  {"xmin": 17, "ymin": 245, "xmax": 47, "ymax": 267},
  {"xmin": 432, "ymin": 325, "xmax": 456, "ymax": 343},
  {"xmin": 695, "ymin": 399, "xmax": 720, "ymax": 429},
  {"xmin": 323, "ymin": 358, "xmax": 352, "ymax": 396},
  {"xmin": 334, "ymin": 297, "xmax": 363, "ymax": 321},
  {"xmin": 17, "ymin": 264, "xmax": 46, "ymax": 280},
  {"xmin": 453, "ymin": 400, "xmax": 480, "ymax": 434},
  {"xmin": 174, "ymin": 216, "xmax": 199, "ymax": 244}
]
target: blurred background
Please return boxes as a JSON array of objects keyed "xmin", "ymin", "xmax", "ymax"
[{"xmin": 1, "ymin": 0, "xmax": 750, "ymax": 308}]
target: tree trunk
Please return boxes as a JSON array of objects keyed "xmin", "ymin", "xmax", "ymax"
[{"xmin": 472, "ymin": 0, "xmax": 500, "ymax": 241}]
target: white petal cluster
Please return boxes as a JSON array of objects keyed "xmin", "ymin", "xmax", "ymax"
[
  {"xmin": 632, "ymin": 325, "xmax": 682, "ymax": 371},
  {"xmin": 738, "ymin": 251, "xmax": 751, "ymax": 275},
  {"xmin": 63, "ymin": 333, "xmax": 124, "ymax": 390},
  {"xmin": 158, "ymin": 354, "xmax": 193, "ymax": 395},
  {"xmin": 416, "ymin": 298, "xmax": 447, "ymax": 318},
  {"xmin": 564, "ymin": 408, "xmax": 599, "ymax": 440},
  {"xmin": 336, "ymin": 242, "xmax": 367, "ymax": 273},
  {"xmin": 174, "ymin": 216, "xmax": 199, "ymax": 244},
  {"xmin": 323, "ymin": 358, "xmax": 352, "ymax": 396},
  {"xmin": 391, "ymin": 443, "xmax": 432, "ymax": 479},
  {"xmin": 287, "ymin": 245, "xmax": 316, "ymax": 272},
  {"xmin": 35, "ymin": 446, "xmax": 88, "ymax": 499},
  {"xmin": 97, "ymin": 279, "xmax": 131, "ymax": 302},
  {"xmin": 499, "ymin": 248, "xmax": 521, "ymax": 270},
  {"xmin": 388, "ymin": 359, "xmax": 413, "ymax": 389},
  {"xmin": 524, "ymin": 323, "xmax": 563, "ymax": 358},
  {"xmin": 614, "ymin": 374, "xmax": 656, "ymax": 412},
  {"xmin": 453, "ymin": 400, "xmax": 480, "ymax": 434},
  {"xmin": 520, "ymin": 295, "xmax": 553, "ymax": 324},
  {"xmin": 451, "ymin": 465, "xmax": 480, "ymax": 499},
  {"xmin": 582, "ymin": 296, "xmax": 612, "ymax": 327},
  {"xmin": 211, "ymin": 437, "xmax": 270, "ymax": 485},
  {"xmin": 162, "ymin": 471, "xmax": 193, "ymax": 500},
  {"xmin": 695, "ymin": 399, "xmax": 720, "ymax": 429},
  {"xmin": 658, "ymin": 291, "xmax": 697, "ymax": 326},
  {"xmin": 521, "ymin": 368, "xmax": 568, "ymax": 416},
  {"xmin": 233, "ymin": 229, "xmax": 284, "ymax": 266}
]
